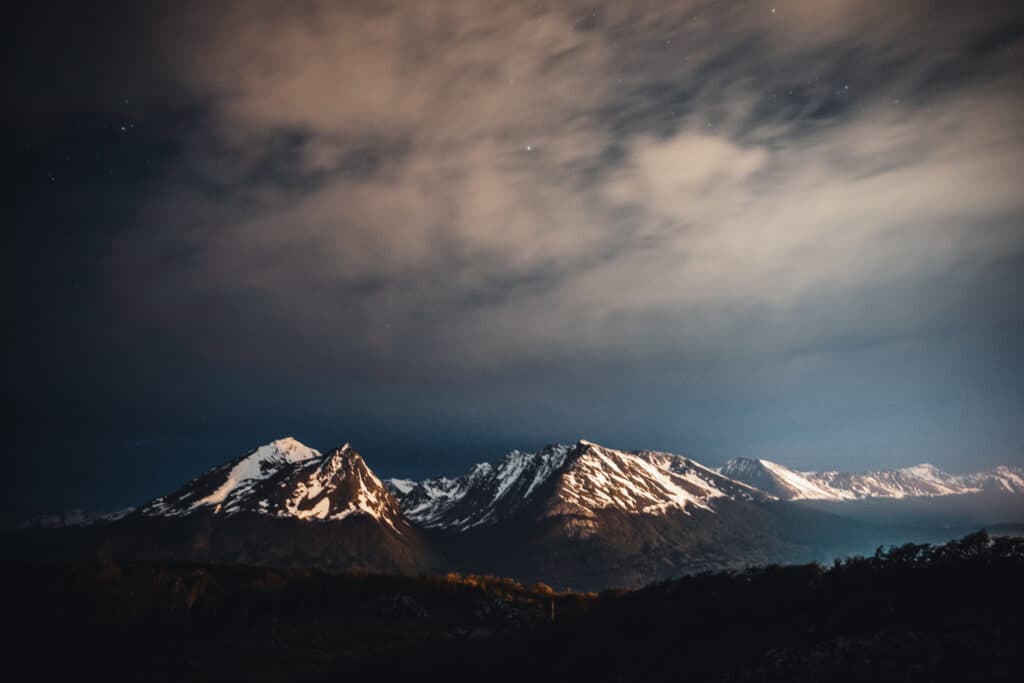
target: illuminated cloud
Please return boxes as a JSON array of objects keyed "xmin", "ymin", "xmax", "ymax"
[{"xmin": 110, "ymin": 1, "xmax": 1024, "ymax": 379}]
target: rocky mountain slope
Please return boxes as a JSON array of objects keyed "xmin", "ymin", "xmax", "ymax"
[
  {"xmin": 719, "ymin": 457, "xmax": 1024, "ymax": 501},
  {"xmin": 139, "ymin": 437, "xmax": 405, "ymax": 531},
  {"xmin": 385, "ymin": 440, "xmax": 767, "ymax": 532},
  {"xmin": 9, "ymin": 436, "xmax": 1023, "ymax": 589}
]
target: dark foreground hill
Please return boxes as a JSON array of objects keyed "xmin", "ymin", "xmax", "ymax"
[{"xmin": 4, "ymin": 531, "xmax": 1021, "ymax": 682}]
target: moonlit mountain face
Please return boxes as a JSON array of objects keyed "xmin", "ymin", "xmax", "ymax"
[
  {"xmin": 384, "ymin": 444, "xmax": 575, "ymax": 530},
  {"xmin": 386, "ymin": 440, "xmax": 768, "ymax": 532},
  {"xmin": 140, "ymin": 438, "xmax": 406, "ymax": 531},
  {"xmin": 9, "ymin": 435, "xmax": 1023, "ymax": 588},
  {"xmin": 135, "ymin": 437, "xmax": 1023, "ymax": 531},
  {"xmin": 719, "ymin": 457, "xmax": 1024, "ymax": 501},
  {"xmin": 139, "ymin": 438, "xmax": 772, "ymax": 532}
]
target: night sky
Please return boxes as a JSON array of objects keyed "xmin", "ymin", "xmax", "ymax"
[{"xmin": 7, "ymin": 1, "xmax": 1024, "ymax": 517}]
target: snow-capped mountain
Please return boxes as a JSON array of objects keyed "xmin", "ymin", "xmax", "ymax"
[
  {"xmin": 34, "ymin": 436, "xmax": 1024, "ymax": 537},
  {"xmin": 719, "ymin": 457, "xmax": 1024, "ymax": 502},
  {"xmin": 12, "ymin": 435, "xmax": 1024, "ymax": 589},
  {"xmin": 547, "ymin": 440, "xmax": 767, "ymax": 517},
  {"xmin": 950, "ymin": 466, "xmax": 1024, "ymax": 495},
  {"xmin": 385, "ymin": 444, "xmax": 573, "ymax": 529},
  {"xmin": 140, "ymin": 437, "xmax": 405, "ymax": 531},
  {"xmin": 387, "ymin": 440, "xmax": 768, "ymax": 532}
]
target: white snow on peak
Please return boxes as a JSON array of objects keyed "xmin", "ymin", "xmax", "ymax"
[
  {"xmin": 396, "ymin": 444, "xmax": 571, "ymax": 530},
  {"xmin": 720, "ymin": 457, "xmax": 760, "ymax": 475},
  {"xmin": 283, "ymin": 454, "xmax": 400, "ymax": 530},
  {"xmin": 524, "ymin": 446, "xmax": 570, "ymax": 499},
  {"xmin": 756, "ymin": 459, "xmax": 855, "ymax": 501},
  {"xmin": 192, "ymin": 437, "xmax": 322, "ymax": 510},
  {"xmin": 269, "ymin": 437, "xmax": 323, "ymax": 462},
  {"xmin": 556, "ymin": 443, "xmax": 728, "ymax": 519},
  {"xmin": 898, "ymin": 463, "xmax": 945, "ymax": 481},
  {"xmin": 142, "ymin": 434, "xmax": 1024, "ymax": 530},
  {"xmin": 721, "ymin": 456, "xmax": 1024, "ymax": 501},
  {"xmin": 494, "ymin": 447, "xmax": 568, "ymax": 503},
  {"xmin": 989, "ymin": 466, "xmax": 1024, "ymax": 490},
  {"xmin": 394, "ymin": 441, "xmax": 767, "ymax": 531},
  {"xmin": 950, "ymin": 465, "xmax": 1024, "ymax": 494},
  {"xmin": 385, "ymin": 478, "xmax": 417, "ymax": 495}
]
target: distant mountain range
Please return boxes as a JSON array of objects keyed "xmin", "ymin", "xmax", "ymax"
[
  {"xmin": 9, "ymin": 437, "xmax": 1023, "ymax": 589},
  {"xmin": 382, "ymin": 440, "xmax": 768, "ymax": 533},
  {"xmin": 718, "ymin": 456, "xmax": 1024, "ymax": 501}
]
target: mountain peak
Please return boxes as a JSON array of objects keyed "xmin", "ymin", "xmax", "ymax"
[
  {"xmin": 575, "ymin": 439, "xmax": 613, "ymax": 452},
  {"xmin": 322, "ymin": 442, "xmax": 358, "ymax": 462},
  {"xmin": 139, "ymin": 439, "xmax": 404, "ymax": 531},
  {"xmin": 389, "ymin": 441, "xmax": 766, "ymax": 532},
  {"xmin": 721, "ymin": 456, "xmax": 765, "ymax": 471},
  {"xmin": 549, "ymin": 443, "xmax": 765, "ymax": 523},
  {"xmin": 897, "ymin": 463, "xmax": 947, "ymax": 480},
  {"xmin": 720, "ymin": 457, "xmax": 1022, "ymax": 501},
  {"xmin": 719, "ymin": 457, "xmax": 836, "ymax": 500},
  {"xmin": 181, "ymin": 437, "xmax": 322, "ymax": 511},
  {"xmin": 268, "ymin": 435, "xmax": 304, "ymax": 448},
  {"xmin": 388, "ymin": 444, "xmax": 573, "ymax": 529},
  {"xmin": 281, "ymin": 443, "xmax": 403, "ymax": 528},
  {"xmin": 265, "ymin": 437, "xmax": 322, "ymax": 462}
]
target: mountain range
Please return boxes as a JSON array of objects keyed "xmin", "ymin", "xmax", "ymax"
[
  {"xmin": 718, "ymin": 456, "xmax": 1024, "ymax": 501},
  {"xmin": 9, "ymin": 437, "xmax": 1023, "ymax": 589}
]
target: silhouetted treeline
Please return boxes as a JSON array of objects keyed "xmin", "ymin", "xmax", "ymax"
[
  {"xmin": 850, "ymin": 529, "xmax": 1023, "ymax": 566},
  {"xmin": 519, "ymin": 530, "xmax": 1023, "ymax": 682},
  {"xmin": 3, "ymin": 531, "xmax": 1021, "ymax": 682}
]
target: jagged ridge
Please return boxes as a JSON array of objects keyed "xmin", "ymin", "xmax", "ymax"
[
  {"xmin": 133, "ymin": 437, "xmax": 1023, "ymax": 535},
  {"xmin": 719, "ymin": 457, "xmax": 1024, "ymax": 501},
  {"xmin": 139, "ymin": 437, "xmax": 405, "ymax": 531},
  {"xmin": 386, "ymin": 440, "xmax": 769, "ymax": 532}
]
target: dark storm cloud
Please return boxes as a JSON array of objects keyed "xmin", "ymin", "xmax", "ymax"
[{"xmin": 7, "ymin": 1, "xmax": 1024, "ymax": 514}]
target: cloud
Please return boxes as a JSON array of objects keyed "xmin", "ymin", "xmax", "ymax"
[{"xmin": 108, "ymin": 0, "xmax": 1024, "ymax": 382}]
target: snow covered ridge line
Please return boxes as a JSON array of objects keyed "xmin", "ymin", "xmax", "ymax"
[
  {"xmin": 718, "ymin": 457, "xmax": 1024, "ymax": 502},
  {"xmin": 137, "ymin": 437, "xmax": 406, "ymax": 532},
  {"xmin": 388, "ymin": 441, "xmax": 1023, "ymax": 530},
  {"xmin": 385, "ymin": 440, "xmax": 770, "ymax": 531},
  {"xmin": 132, "ymin": 436, "xmax": 769, "ymax": 533},
  {"xmin": 383, "ymin": 444, "xmax": 575, "ymax": 530},
  {"xmin": 22, "ymin": 437, "xmax": 1022, "ymax": 530}
]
